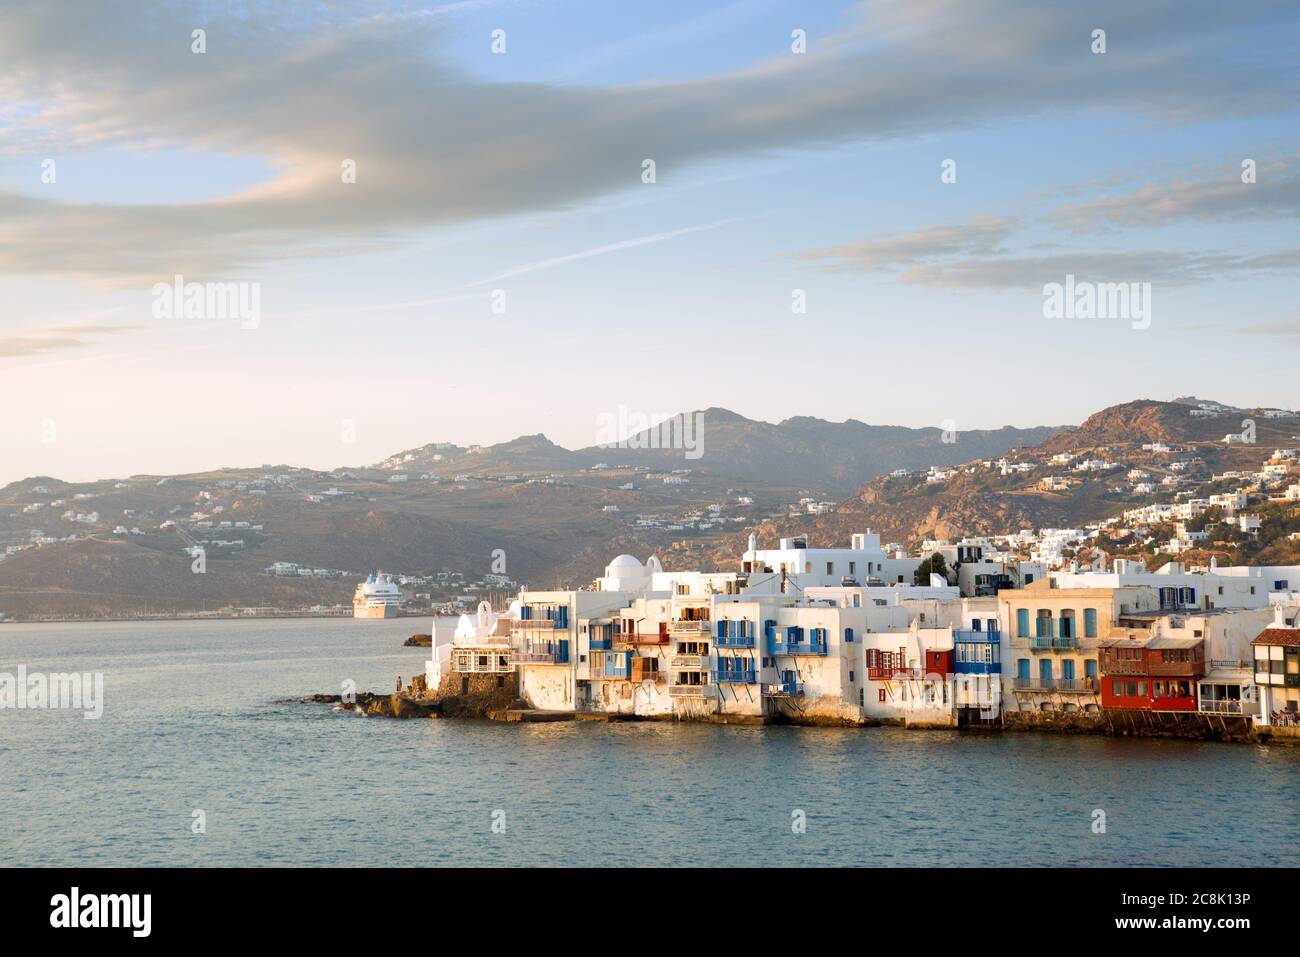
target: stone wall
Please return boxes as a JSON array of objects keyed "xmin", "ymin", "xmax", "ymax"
[{"xmin": 429, "ymin": 668, "xmax": 520, "ymax": 718}]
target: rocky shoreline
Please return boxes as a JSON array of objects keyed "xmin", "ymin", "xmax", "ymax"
[{"xmin": 303, "ymin": 677, "xmax": 1300, "ymax": 743}]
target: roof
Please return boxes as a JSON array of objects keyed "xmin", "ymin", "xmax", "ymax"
[
  {"xmin": 1251, "ymin": 628, "xmax": 1300, "ymax": 647},
  {"xmin": 1146, "ymin": 636, "xmax": 1204, "ymax": 650}
]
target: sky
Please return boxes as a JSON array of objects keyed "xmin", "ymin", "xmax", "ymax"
[{"xmin": 1, "ymin": 0, "xmax": 1299, "ymax": 485}]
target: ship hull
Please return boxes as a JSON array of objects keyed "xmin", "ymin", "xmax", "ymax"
[{"xmin": 353, "ymin": 603, "xmax": 399, "ymax": 619}]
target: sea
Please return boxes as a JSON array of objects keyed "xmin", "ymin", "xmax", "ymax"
[{"xmin": 2, "ymin": 617, "xmax": 1297, "ymax": 867}]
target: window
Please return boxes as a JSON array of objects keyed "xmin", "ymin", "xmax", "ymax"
[
  {"xmin": 849, "ymin": 561, "xmax": 856, "ymax": 575},
  {"xmin": 1016, "ymin": 609, "xmax": 1030, "ymax": 637},
  {"xmin": 878, "ymin": 689, "xmax": 886, "ymax": 702},
  {"xmin": 844, "ymin": 628, "xmax": 855, "ymax": 643},
  {"xmin": 849, "ymin": 671, "xmax": 856, "ymax": 683},
  {"xmin": 826, "ymin": 561, "xmax": 834, "ymax": 575},
  {"xmin": 1083, "ymin": 608, "xmax": 1098, "ymax": 638}
]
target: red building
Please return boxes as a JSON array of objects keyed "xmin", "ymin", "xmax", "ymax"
[
  {"xmin": 925, "ymin": 649, "xmax": 954, "ymax": 677},
  {"xmin": 1098, "ymin": 636, "xmax": 1205, "ymax": 711}
]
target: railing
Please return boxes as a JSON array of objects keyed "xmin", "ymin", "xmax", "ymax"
[
  {"xmin": 953, "ymin": 662, "xmax": 1002, "ymax": 676},
  {"xmin": 712, "ymin": 668, "xmax": 757, "ymax": 685},
  {"xmin": 1200, "ymin": 699, "xmax": 1243, "ymax": 714},
  {"xmin": 1029, "ymin": 637, "xmax": 1054, "ymax": 651},
  {"xmin": 715, "ymin": 633, "xmax": 756, "ymax": 649},
  {"xmin": 624, "ymin": 631, "xmax": 669, "ymax": 645},
  {"xmin": 669, "ymin": 684, "xmax": 711, "ymax": 697},
  {"xmin": 589, "ymin": 637, "xmax": 612, "ymax": 651},
  {"xmin": 1101, "ymin": 660, "xmax": 1146, "ymax": 676},
  {"xmin": 669, "ymin": 620, "xmax": 710, "ymax": 636},
  {"xmin": 774, "ymin": 638, "xmax": 828, "ymax": 657},
  {"xmin": 1053, "ymin": 637, "xmax": 1079, "ymax": 650},
  {"xmin": 954, "ymin": 629, "xmax": 1001, "ymax": 642},
  {"xmin": 1013, "ymin": 677, "xmax": 1096, "ymax": 693},
  {"xmin": 512, "ymin": 619, "xmax": 557, "ymax": 634},
  {"xmin": 512, "ymin": 643, "xmax": 569, "ymax": 665},
  {"xmin": 763, "ymin": 679, "xmax": 804, "ymax": 697},
  {"xmin": 867, "ymin": 666, "xmax": 923, "ymax": 681},
  {"xmin": 670, "ymin": 655, "xmax": 707, "ymax": 670},
  {"xmin": 450, "ymin": 655, "xmax": 514, "ymax": 674}
]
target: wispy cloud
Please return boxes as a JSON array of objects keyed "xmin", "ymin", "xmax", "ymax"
[
  {"xmin": 0, "ymin": 0, "xmax": 1296, "ymax": 284},
  {"xmin": 0, "ymin": 323, "xmax": 144, "ymax": 358}
]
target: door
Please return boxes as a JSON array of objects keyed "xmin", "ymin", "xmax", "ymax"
[
  {"xmin": 1017, "ymin": 658, "xmax": 1030, "ymax": 682},
  {"xmin": 1039, "ymin": 659, "xmax": 1053, "ymax": 684}
]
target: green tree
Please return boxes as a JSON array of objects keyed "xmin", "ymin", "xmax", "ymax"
[{"xmin": 913, "ymin": 551, "xmax": 950, "ymax": 585}]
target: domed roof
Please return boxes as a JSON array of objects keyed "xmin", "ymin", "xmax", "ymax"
[{"xmin": 605, "ymin": 553, "xmax": 645, "ymax": 577}]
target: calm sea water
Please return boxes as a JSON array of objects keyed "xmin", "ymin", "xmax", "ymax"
[{"xmin": 2, "ymin": 618, "xmax": 1297, "ymax": 867}]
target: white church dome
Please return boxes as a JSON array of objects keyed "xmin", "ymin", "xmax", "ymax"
[{"xmin": 605, "ymin": 554, "xmax": 645, "ymax": 577}]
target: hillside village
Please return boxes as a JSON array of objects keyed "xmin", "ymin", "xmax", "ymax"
[{"xmin": 3, "ymin": 397, "xmax": 1300, "ymax": 621}]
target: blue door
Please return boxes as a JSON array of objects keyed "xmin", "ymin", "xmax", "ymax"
[
  {"xmin": 1039, "ymin": 659, "xmax": 1053, "ymax": 683},
  {"xmin": 1062, "ymin": 659, "xmax": 1075, "ymax": 681},
  {"xmin": 1017, "ymin": 659, "xmax": 1030, "ymax": 682}
]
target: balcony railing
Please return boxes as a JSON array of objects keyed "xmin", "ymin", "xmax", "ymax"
[
  {"xmin": 712, "ymin": 668, "xmax": 757, "ymax": 685},
  {"xmin": 1013, "ymin": 677, "xmax": 1096, "ymax": 693},
  {"xmin": 669, "ymin": 683, "xmax": 711, "ymax": 697},
  {"xmin": 715, "ymin": 633, "xmax": 756, "ymax": 649},
  {"xmin": 512, "ymin": 642, "xmax": 570, "ymax": 665},
  {"xmin": 589, "ymin": 637, "xmax": 613, "ymax": 651},
  {"xmin": 670, "ymin": 654, "xmax": 707, "ymax": 670},
  {"xmin": 1200, "ymin": 699, "xmax": 1243, "ymax": 714},
  {"xmin": 450, "ymin": 657, "xmax": 514, "ymax": 674},
  {"xmin": 669, "ymin": 620, "xmax": 710, "ymax": 636},
  {"xmin": 623, "ymin": 631, "xmax": 669, "ymax": 645},
  {"xmin": 867, "ymin": 666, "xmax": 923, "ymax": 681},
  {"xmin": 1027, "ymin": 635, "xmax": 1079, "ymax": 650},
  {"xmin": 771, "ymin": 637, "xmax": 828, "ymax": 657},
  {"xmin": 513, "ymin": 619, "xmax": 557, "ymax": 634},
  {"xmin": 954, "ymin": 629, "xmax": 1001, "ymax": 642},
  {"xmin": 763, "ymin": 679, "xmax": 804, "ymax": 697}
]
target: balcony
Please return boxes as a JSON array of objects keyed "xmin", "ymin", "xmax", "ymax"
[
  {"xmin": 715, "ymin": 632, "xmax": 756, "ymax": 649},
  {"xmin": 624, "ymin": 631, "xmax": 669, "ymax": 645},
  {"xmin": 867, "ymin": 666, "xmax": 923, "ymax": 681},
  {"xmin": 712, "ymin": 668, "xmax": 757, "ymax": 685},
  {"xmin": 1013, "ymin": 677, "xmax": 1096, "ymax": 693},
  {"xmin": 669, "ymin": 683, "xmax": 711, "ymax": 697},
  {"xmin": 589, "ymin": 637, "xmax": 613, "ymax": 651},
  {"xmin": 954, "ymin": 661, "xmax": 1002, "ymax": 676},
  {"xmin": 513, "ymin": 619, "xmax": 558, "ymax": 636},
  {"xmin": 670, "ymin": 654, "xmax": 707, "ymax": 670},
  {"xmin": 769, "ymin": 634, "xmax": 828, "ymax": 657},
  {"xmin": 1200, "ymin": 699, "xmax": 1243, "ymax": 714},
  {"xmin": 763, "ymin": 676, "xmax": 804, "ymax": 697},
  {"xmin": 511, "ymin": 640, "xmax": 570, "ymax": 666},
  {"xmin": 668, "ymin": 620, "xmax": 710, "ymax": 637}
]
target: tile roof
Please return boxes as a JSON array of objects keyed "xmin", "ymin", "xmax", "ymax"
[{"xmin": 1251, "ymin": 628, "xmax": 1300, "ymax": 647}]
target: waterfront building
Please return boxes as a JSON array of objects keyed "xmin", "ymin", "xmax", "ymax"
[
  {"xmin": 1252, "ymin": 627, "xmax": 1300, "ymax": 725},
  {"xmin": 999, "ymin": 583, "xmax": 1157, "ymax": 714},
  {"xmin": 1098, "ymin": 636, "xmax": 1205, "ymax": 711}
]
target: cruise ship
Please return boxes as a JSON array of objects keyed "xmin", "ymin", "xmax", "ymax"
[{"xmin": 352, "ymin": 572, "xmax": 403, "ymax": 619}]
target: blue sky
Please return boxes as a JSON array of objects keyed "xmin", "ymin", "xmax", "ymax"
[{"xmin": 1, "ymin": 0, "xmax": 1299, "ymax": 484}]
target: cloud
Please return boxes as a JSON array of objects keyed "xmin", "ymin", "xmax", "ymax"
[
  {"xmin": 0, "ymin": 0, "xmax": 1297, "ymax": 283},
  {"xmin": 0, "ymin": 323, "xmax": 143, "ymax": 358},
  {"xmin": 795, "ymin": 217, "xmax": 1017, "ymax": 272},
  {"xmin": 1051, "ymin": 157, "xmax": 1300, "ymax": 232}
]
